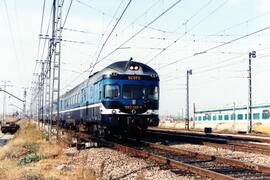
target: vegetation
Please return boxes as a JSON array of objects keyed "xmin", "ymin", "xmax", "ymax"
[{"xmin": 0, "ymin": 120, "xmax": 95, "ymax": 180}]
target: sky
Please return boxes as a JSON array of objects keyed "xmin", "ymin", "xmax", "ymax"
[{"xmin": 0, "ymin": 0, "xmax": 270, "ymax": 117}]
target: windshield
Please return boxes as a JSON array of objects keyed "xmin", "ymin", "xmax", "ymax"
[
  {"xmin": 148, "ymin": 86, "xmax": 159, "ymax": 100},
  {"xmin": 104, "ymin": 84, "xmax": 120, "ymax": 98},
  {"xmin": 123, "ymin": 85, "xmax": 145, "ymax": 99}
]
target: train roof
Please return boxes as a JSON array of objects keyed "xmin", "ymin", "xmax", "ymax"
[
  {"xmin": 102, "ymin": 60, "xmax": 158, "ymax": 76},
  {"xmin": 61, "ymin": 60, "xmax": 159, "ymax": 98},
  {"xmin": 195, "ymin": 104, "xmax": 270, "ymax": 114}
]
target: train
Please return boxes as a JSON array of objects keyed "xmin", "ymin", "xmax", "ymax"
[
  {"xmin": 193, "ymin": 104, "xmax": 270, "ymax": 134},
  {"xmin": 55, "ymin": 60, "xmax": 160, "ymax": 137}
]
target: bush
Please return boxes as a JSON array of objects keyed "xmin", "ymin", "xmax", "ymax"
[{"xmin": 17, "ymin": 153, "xmax": 40, "ymax": 166}]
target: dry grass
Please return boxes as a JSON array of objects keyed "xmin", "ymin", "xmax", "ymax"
[{"xmin": 0, "ymin": 120, "xmax": 96, "ymax": 180}]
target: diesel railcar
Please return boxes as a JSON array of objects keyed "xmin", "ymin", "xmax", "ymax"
[{"xmin": 58, "ymin": 60, "xmax": 159, "ymax": 136}]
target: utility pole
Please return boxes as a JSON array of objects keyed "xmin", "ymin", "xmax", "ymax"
[
  {"xmin": 185, "ymin": 69, "xmax": 192, "ymax": 130},
  {"xmin": 49, "ymin": 0, "xmax": 63, "ymax": 140},
  {"xmin": 193, "ymin": 103, "xmax": 195, "ymax": 129},
  {"xmin": 233, "ymin": 102, "xmax": 236, "ymax": 132},
  {"xmin": 21, "ymin": 87, "xmax": 28, "ymax": 118},
  {"xmin": 37, "ymin": 74, "xmax": 42, "ymax": 127},
  {"xmin": 36, "ymin": 60, "xmax": 46, "ymax": 128},
  {"xmin": 247, "ymin": 51, "xmax": 256, "ymax": 134},
  {"xmin": 1, "ymin": 80, "xmax": 12, "ymax": 123}
]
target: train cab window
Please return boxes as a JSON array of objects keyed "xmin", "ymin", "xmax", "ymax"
[
  {"xmin": 262, "ymin": 110, "xmax": 269, "ymax": 119},
  {"xmin": 104, "ymin": 84, "xmax": 120, "ymax": 99},
  {"xmin": 148, "ymin": 86, "xmax": 159, "ymax": 100},
  {"xmin": 123, "ymin": 85, "xmax": 145, "ymax": 99}
]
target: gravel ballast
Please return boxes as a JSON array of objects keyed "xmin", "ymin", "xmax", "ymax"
[
  {"xmin": 73, "ymin": 147, "xmax": 198, "ymax": 180},
  {"xmin": 170, "ymin": 143, "xmax": 270, "ymax": 166}
]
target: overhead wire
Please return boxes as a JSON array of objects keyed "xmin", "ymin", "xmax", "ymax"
[
  {"xmin": 90, "ymin": 0, "xmax": 132, "ymax": 75},
  {"xmin": 146, "ymin": 0, "xmax": 227, "ymax": 64},
  {"xmin": 114, "ymin": 0, "xmax": 161, "ymax": 36},
  {"xmin": 60, "ymin": 0, "xmax": 128, "ymax": 91},
  {"xmin": 157, "ymin": 25, "xmax": 270, "ymax": 71},
  {"xmin": 75, "ymin": 0, "xmax": 175, "ymax": 35},
  {"xmin": 36, "ymin": 0, "xmax": 47, "ymax": 60},
  {"xmin": 94, "ymin": 0, "xmax": 184, "ymax": 67},
  {"xmin": 62, "ymin": 0, "xmax": 74, "ymax": 30},
  {"xmin": 3, "ymin": 0, "xmax": 23, "ymax": 83},
  {"xmin": 212, "ymin": 10, "xmax": 270, "ymax": 35},
  {"xmin": 61, "ymin": 0, "xmax": 184, "ymax": 91},
  {"xmin": 194, "ymin": 25, "xmax": 270, "ymax": 56}
]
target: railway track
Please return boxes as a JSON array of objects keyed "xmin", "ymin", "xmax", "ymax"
[
  {"xmin": 145, "ymin": 129, "xmax": 270, "ymax": 155},
  {"xmin": 70, "ymin": 132, "xmax": 270, "ymax": 180},
  {"xmin": 150, "ymin": 127, "xmax": 270, "ymax": 143}
]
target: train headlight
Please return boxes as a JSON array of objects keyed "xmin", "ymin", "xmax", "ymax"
[
  {"xmin": 112, "ymin": 109, "xmax": 117, "ymax": 114},
  {"xmin": 134, "ymin": 65, "xmax": 139, "ymax": 70},
  {"xmin": 129, "ymin": 66, "xmax": 134, "ymax": 70},
  {"xmin": 129, "ymin": 65, "xmax": 139, "ymax": 71}
]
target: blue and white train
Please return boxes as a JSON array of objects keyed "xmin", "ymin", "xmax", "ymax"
[{"xmin": 57, "ymin": 60, "xmax": 159, "ymax": 136}]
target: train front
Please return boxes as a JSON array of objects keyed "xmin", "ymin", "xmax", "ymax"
[{"xmin": 100, "ymin": 61, "xmax": 159, "ymax": 135}]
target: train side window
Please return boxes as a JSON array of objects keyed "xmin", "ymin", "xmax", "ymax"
[
  {"xmin": 237, "ymin": 114, "xmax": 243, "ymax": 120},
  {"xmin": 231, "ymin": 114, "xmax": 235, "ymax": 120},
  {"xmin": 253, "ymin": 113, "xmax": 260, "ymax": 120},
  {"xmin": 104, "ymin": 84, "xmax": 120, "ymax": 99},
  {"xmin": 218, "ymin": 115, "xmax": 222, "ymax": 120},
  {"xmin": 99, "ymin": 82, "xmax": 102, "ymax": 100},
  {"xmin": 198, "ymin": 116, "xmax": 202, "ymax": 121},
  {"xmin": 213, "ymin": 116, "xmax": 217, "ymax": 121},
  {"xmin": 224, "ymin": 115, "xmax": 229, "ymax": 120},
  {"xmin": 262, "ymin": 110, "xmax": 269, "ymax": 119}
]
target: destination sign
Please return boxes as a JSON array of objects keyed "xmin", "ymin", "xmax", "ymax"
[{"xmin": 128, "ymin": 76, "xmax": 141, "ymax": 80}]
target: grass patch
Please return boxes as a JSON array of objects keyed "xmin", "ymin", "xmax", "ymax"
[{"xmin": 0, "ymin": 120, "xmax": 96, "ymax": 179}]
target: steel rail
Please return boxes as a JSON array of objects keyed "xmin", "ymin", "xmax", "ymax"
[
  {"xmin": 112, "ymin": 142, "xmax": 235, "ymax": 180},
  {"xmin": 146, "ymin": 129, "xmax": 270, "ymax": 155},
  {"xmin": 149, "ymin": 127, "xmax": 270, "ymax": 143},
  {"xmin": 144, "ymin": 141, "xmax": 270, "ymax": 174}
]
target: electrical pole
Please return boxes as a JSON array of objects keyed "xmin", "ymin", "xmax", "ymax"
[
  {"xmin": 22, "ymin": 87, "xmax": 28, "ymax": 118},
  {"xmin": 247, "ymin": 51, "xmax": 256, "ymax": 134},
  {"xmin": 1, "ymin": 80, "xmax": 12, "ymax": 123},
  {"xmin": 193, "ymin": 103, "xmax": 195, "ymax": 129},
  {"xmin": 185, "ymin": 69, "xmax": 192, "ymax": 130},
  {"xmin": 233, "ymin": 102, "xmax": 236, "ymax": 132},
  {"xmin": 49, "ymin": 0, "xmax": 63, "ymax": 140}
]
